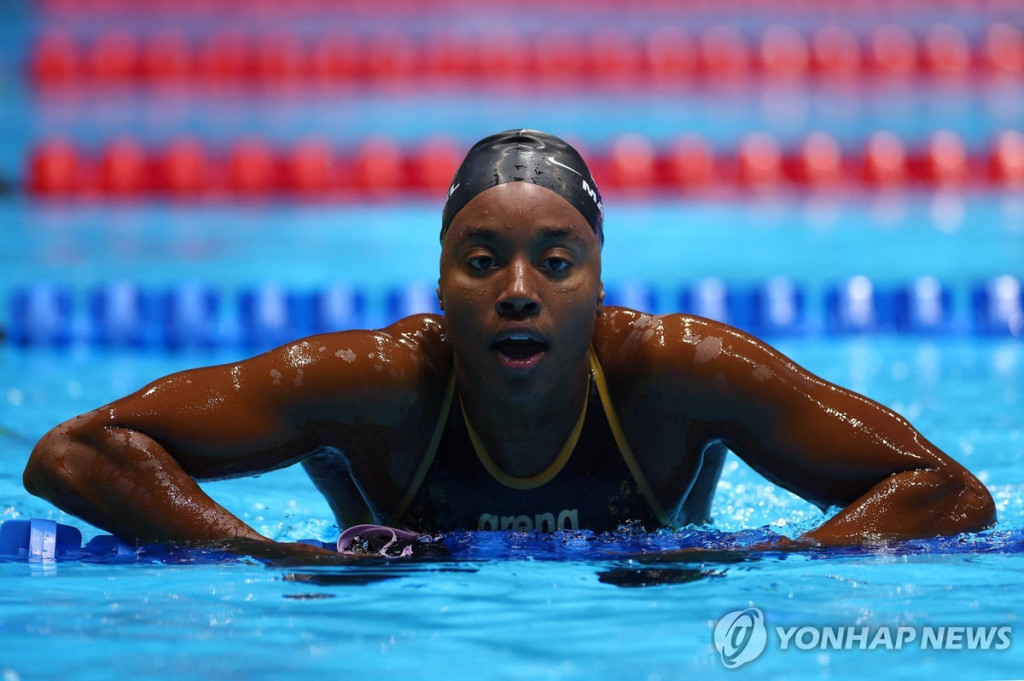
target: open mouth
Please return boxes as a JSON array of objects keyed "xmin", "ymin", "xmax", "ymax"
[
  {"xmin": 491, "ymin": 336, "xmax": 549, "ymax": 362},
  {"xmin": 492, "ymin": 338, "xmax": 548, "ymax": 358}
]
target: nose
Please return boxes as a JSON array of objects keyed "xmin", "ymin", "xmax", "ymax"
[{"xmin": 495, "ymin": 258, "xmax": 541, "ymax": 318}]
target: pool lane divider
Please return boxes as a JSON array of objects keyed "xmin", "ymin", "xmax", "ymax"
[
  {"xmin": 3, "ymin": 275, "xmax": 1022, "ymax": 350},
  {"xmin": 0, "ymin": 519, "xmax": 436, "ymax": 562},
  {"xmin": 24, "ymin": 130, "xmax": 1024, "ymax": 197},
  {"xmin": 28, "ymin": 22, "xmax": 1024, "ymax": 87},
  {"xmin": 4, "ymin": 517, "xmax": 1023, "ymax": 564},
  {"xmin": 0, "ymin": 518, "xmax": 335, "ymax": 563}
]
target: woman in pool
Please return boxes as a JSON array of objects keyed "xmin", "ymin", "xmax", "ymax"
[{"xmin": 23, "ymin": 130, "xmax": 995, "ymax": 552}]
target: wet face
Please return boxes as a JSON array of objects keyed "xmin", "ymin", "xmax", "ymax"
[{"xmin": 438, "ymin": 182, "xmax": 604, "ymax": 399}]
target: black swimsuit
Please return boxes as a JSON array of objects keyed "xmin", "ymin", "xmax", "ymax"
[{"xmin": 387, "ymin": 349, "xmax": 673, "ymax": 533}]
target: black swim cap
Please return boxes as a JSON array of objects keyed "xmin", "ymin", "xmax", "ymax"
[{"xmin": 440, "ymin": 129, "xmax": 604, "ymax": 246}]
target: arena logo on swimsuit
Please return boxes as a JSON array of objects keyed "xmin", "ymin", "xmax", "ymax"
[{"xmin": 477, "ymin": 508, "xmax": 579, "ymax": 531}]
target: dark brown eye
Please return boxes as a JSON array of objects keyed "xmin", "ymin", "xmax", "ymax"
[
  {"xmin": 541, "ymin": 257, "xmax": 571, "ymax": 272},
  {"xmin": 468, "ymin": 255, "xmax": 498, "ymax": 270}
]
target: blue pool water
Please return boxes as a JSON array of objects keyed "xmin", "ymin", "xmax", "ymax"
[
  {"xmin": 2, "ymin": 194, "xmax": 1023, "ymax": 680},
  {"xmin": 5, "ymin": 192, "xmax": 1023, "ymax": 300},
  {"xmin": 1, "ymin": 339, "xmax": 1022, "ymax": 680},
  {"xmin": 28, "ymin": 83, "xmax": 1024, "ymax": 150}
]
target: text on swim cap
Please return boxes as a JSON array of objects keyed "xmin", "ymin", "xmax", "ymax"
[{"xmin": 582, "ymin": 179, "xmax": 603, "ymax": 212}]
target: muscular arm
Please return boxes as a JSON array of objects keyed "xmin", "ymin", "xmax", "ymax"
[
  {"xmin": 23, "ymin": 316, "xmax": 448, "ymax": 545},
  {"xmin": 607, "ymin": 311, "xmax": 996, "ymax": 545}
]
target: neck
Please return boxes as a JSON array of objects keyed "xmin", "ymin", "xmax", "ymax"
[{"xmin": 455, "ymin": 355, "xmax": 592, "ymax": 477}]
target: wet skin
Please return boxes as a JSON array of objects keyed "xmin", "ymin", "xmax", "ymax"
[{"xmin": 24, "ymin": 183, "xmax": 995, "ymax": 550}]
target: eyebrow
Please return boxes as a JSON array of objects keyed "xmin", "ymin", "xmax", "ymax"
[
  {"xmin": 459, "ymin": 225, "xmax": 587, "ymax": 244},
  {"xmin": 537, "ymin": 226, "xmax": 587, "ymax": 244},
  {"xmin": 460, "ymin": 226, "xmax": 500, "ymax": 241}
]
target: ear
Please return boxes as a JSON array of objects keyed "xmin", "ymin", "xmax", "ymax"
[
  {"xmin": 596, "ymin": 283, "xmax": 605, "ymax": 316},
  {"xmin": 436, "ymin": 282, "xmax": 445, "ymax": 312}
]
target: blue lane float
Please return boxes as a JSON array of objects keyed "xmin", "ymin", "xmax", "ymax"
[
  {"xmin": 0, "ymin": 519, "xmax": 87, "ymax": 562},
  {"xmin": 748, "ymin": 276, "xmax": 806, "ymax": 336},
  {"xmin": 89, "ymin": 281, "xmax": 153, "ymax": 347},
  {"xmin": 896, "ymin": 276, "xmax": 957, "ymax": 335},
  {"xmin": 238, "ymin": 282, "xmax": 304, "ymax": 349},
  {"xmin": 826, "ymin": 275, "xmax": 898, "ymax": 335},
  {"xmin": 973, "ymin": 274, "xmax": 1024, "ymax": 336},
  {"xmin": 8, "ymin": 283, "xmax": 75, "ymax": 346},
  {"xmin": 4, "ymin": 518, "xmax": 1023, "ymax": 567},
  {"xmin": 238, "ymin": 283, "xmax": 369, "ymax": 349},
  {"xmin": 683, "ymin": 277, "xmax": 736, "ymax": 327},
  {"xmin": 4, "ymin": 275, "xmax": 1022, "ymax": 349},
  {"xmin": 385, "ymin": 280, "xmax": 441, "ymax": 321},
  {"xmin": 604, "ymin": 281, "xmax": 658, "ymax": 313},
  {"xmin": 0, "ymin": 518, "xmax": 334, "ymax": 564},
  {"xmin": 312, "ymin": 283, "xmax": 366, "ymax": 335},
  {"xmin": 162, "ymin": 282, "xmax": 221, "ymax": 350}
]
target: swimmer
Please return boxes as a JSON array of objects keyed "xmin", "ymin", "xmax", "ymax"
[{"xmin": 24, "ymin": 130, "xmax": 995, "ymax": 555}]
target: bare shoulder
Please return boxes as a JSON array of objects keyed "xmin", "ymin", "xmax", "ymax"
[
  {"xmin": 596, "ymin": 306, "xmax": 795, "ymax": 366},
  {"xmin": 592, "ymin": 307, "xmax": 805, "ymax": 414},
  {"xmin": 594, "ymin": 307, "xmax": 741, "ymax": 370},
  {"xmin": 104, "ymin": 314, "xmax": 454, "ymax": 433},
  {"xmin": 245, "ymin": 313, "xmax": 452, "ymax": 407},
  {"xmin": 28, "ymin": 315, "xmax": 454, "ymax": 486}
]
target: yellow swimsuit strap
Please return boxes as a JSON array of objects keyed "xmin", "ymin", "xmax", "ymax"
[
  {"xmin": 390, "ymin": 370, "xmax": 456, "ymax": 523},
  {"xmin": 391, "ymin": 347, "xmax": 674, "ymax": 527},
  {"xmin": 461, "ymin": 384, "xmax": 588, "ymax": 491},
  {"xmin": 587, "ymin": 346, "xmax": 675, "ymax": 528}
]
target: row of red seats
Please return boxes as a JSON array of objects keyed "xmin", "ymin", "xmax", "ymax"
[
  {"xmin": 27, "ymin": 130, "xmax": 1024, "ymax": 196},
  {"xmin": 31, "ymin": 23, "xmax": 1024, "ymax": 85}
]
